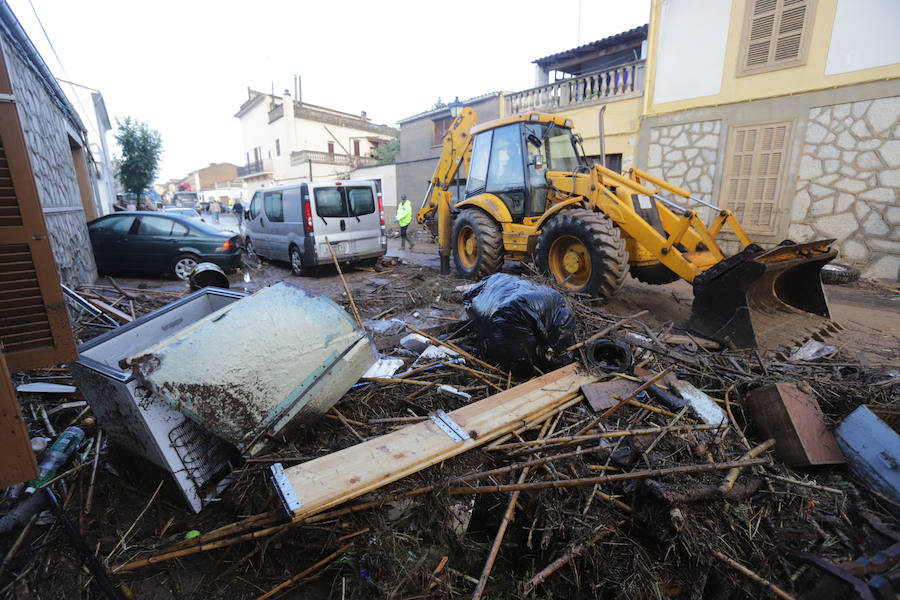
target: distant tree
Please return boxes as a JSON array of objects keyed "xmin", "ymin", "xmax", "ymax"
[
  {"xmin": 432, "ymin": 97, "xmax": 447, "ymax": 110},
  {"xmin": 115, "ymin": 117, "xmax": 162, "ymax": 209},
  {"xmin": 376, "ymin": 137, "xmax": 400, "ymax": 164}
]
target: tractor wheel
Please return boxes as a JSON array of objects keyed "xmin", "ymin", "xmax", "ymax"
[
  {"xmin": 452, "ymin": 209, "xmax": 504, "ymax": 279},
  {"xmin": 629, "ymin": 262, "xmax": 680, "ymax": 285},
  {"xmin": 535, "ymin": 209, "xmax": 628, "ymax": 301}
]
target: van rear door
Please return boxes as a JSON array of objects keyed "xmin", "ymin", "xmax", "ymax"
[
  {"xmin": 345, "ymin": 185, "xmax": 382, "ymax": 256},
  {"xmin": 310, "ymin": 183, "xmax": 383, "ymax": 261}
]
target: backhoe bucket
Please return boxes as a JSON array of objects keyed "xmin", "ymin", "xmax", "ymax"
[{"xmin": 688, "ymin": 240, "xmax": 838, "ymax": 349}]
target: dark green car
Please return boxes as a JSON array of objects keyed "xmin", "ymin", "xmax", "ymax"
[{"xmin": 87, "ymin": 212, "xmax": 241, "ymax": 280}]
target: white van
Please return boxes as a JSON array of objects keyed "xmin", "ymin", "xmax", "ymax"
[{"xmin": 244, "ymin": 180, "xmax": 386, "ymax": 275}]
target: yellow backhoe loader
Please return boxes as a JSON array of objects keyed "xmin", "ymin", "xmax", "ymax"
[{"xmin": 416, "ymin": 108, "xmax": 839, "ymax": 349}]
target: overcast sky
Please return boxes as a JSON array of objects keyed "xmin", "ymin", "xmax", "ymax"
[{"xmin": 8, "ymin": 0, "xmax": 649, "ymax": 182}]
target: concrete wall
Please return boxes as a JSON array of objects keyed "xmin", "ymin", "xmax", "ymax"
[
  {"xmin": 2, "ymin": 32, "xmax": 97, "ymax": 287},
  {"xmin": 396, "ymin": 94, "xmax": 503, "ymax": 206}
]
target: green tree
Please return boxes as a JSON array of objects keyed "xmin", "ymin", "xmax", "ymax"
[
  {"xmin": 115, "ymin": 117, "xmax": 162, "ymax": 209},
  {"xmin": 432, "ymin": 97, "xmax": 446, "ymax": 110},
  {"xmin": 376, "ymin": 137, "xmax": 400, "ymax": 164}
]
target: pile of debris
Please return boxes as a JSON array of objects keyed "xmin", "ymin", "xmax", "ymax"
[{"xmin": 1, "ymin": 266, "xmax": 898, "ymax": 599}]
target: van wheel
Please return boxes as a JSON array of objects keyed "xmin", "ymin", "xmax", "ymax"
[
  {"xmin": 245, "ymin": 237, "xmax": 255, "ymax": 255},
  {"xmin": 290, "ymin": 245, "xmax": 312, "ymax": 276}
]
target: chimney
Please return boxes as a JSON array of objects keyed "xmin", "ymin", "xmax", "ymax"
[
  {"xmin": 360, "ymin": 110, "xmax": 367, "ymax": 120},
  {"xmin": 296, "ymin": 76, "xmax": 302, "ymax": 104}
]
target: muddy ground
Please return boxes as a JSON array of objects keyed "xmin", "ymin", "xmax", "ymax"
[{"xmin": 2, "ymin": 231, "xmax": 899, "ymax": 599}]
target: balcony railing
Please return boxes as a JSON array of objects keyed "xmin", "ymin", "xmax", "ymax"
[
  {"xmin": 237, "ymin": 159, "xmax": 274, "ymax": 178},
  {"xmin": 506, "ymin": 60, "xmax": 645, "ymax": 114},
  {"xmin": 290, "ymin": 150, "xmax": 379, "ymax": 168}
]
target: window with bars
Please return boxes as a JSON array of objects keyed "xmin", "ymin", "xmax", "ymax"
[
  {"xmin": 737, "ymin": 0, "xmax": 814, "ymax": 76},
  {"xmin": 721, "ymin": 120, "xmax": 792, "ymax": 233}
]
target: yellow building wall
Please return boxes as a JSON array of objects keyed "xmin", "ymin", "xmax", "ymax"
[
  {"xmin": 558, "ymin": 96, "xmax": 644, "ymax": 168},
  {"xmin": 645, "ymin": 0, "xmax": 900, "ymax": 116}
]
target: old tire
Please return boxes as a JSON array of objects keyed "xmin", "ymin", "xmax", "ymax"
[
  {"xmin": 821, "ymin": 262, "xmax": 860, "ymax": 285},
  {"xmin": 245, "ymin": 236, "xmax": 255, "ymax": 255},
  {"xmin": 172, "ymin": 253, "xmax": 199, "ymax": 281},
  {"xmin": 452, "ymin": 209, "xmax": 504, "ymax": 279},
  {"xmin": 535, "ymin": 209, "xmax": 628, "ymax": 301},
  {"xmin": 629, "ymin": 262, "xmax": 680, "ymax": 285}
]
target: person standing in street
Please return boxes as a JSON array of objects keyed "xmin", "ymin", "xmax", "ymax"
[
  {"xmin": 395, "ymin": 194, "xmax": 414, "ymax": 250},
  {"xmin": 232, "ymin": 200, "xmax": 244, "ymax": 227},
  {"xmin": 210, "ymin": 199, "xmax": 221, "ymax": 223}
]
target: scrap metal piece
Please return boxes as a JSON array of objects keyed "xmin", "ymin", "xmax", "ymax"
[
  {"xmin": 429, "ymin": 409, "xmax": 470, "ymax": 443},
  {"xmin": 794, "ymin": 552, "xmax": 875, "ymax": 600},
  {"xmin": 835, "ymin": 406, "xmax": 900, "ymax": 505},
  {"xmin": 270, "ymin": 463, "xmax": 302, "ymax": 515}
]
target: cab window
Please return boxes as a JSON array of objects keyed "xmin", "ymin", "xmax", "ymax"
[
  {"xmin": 486, "ymin": 124, "xmax": 526, "ymax": 216},
  {"xmin": 248, "ymin": 191, "xmax": 262, "ymax": 220},
  {"xmin": 136, "ymin": 216, "xmax": 174, "ymax": 236},
  {"xmin": 347, "ymin": 188, "xmax": 375, "ymax": 216},
  {"xmin": 466, "ymin": 130, "xmax": 492, "ymax": 195},
  {"xmin": 264, "ymin": 192, "xmax": 284, "ymax": 222}
]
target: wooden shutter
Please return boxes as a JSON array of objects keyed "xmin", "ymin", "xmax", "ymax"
[
  {"xmin": 722, "ymin": 120, "xmax": 792, "ymax": 233},
  {"xmin": 738, "ymin": 0, "xmax": 814, "ymax": 75},
  {"xmin": 0, "ymin": 43, "xmax": 77, "ymax": 372},
  {"xmin": 0, "ymin": 352, "xmax": 38, "ymax": 487}
]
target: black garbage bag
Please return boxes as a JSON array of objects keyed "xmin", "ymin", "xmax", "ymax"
[{"xmin": 463, "ymin": 273, "xmax": 575, "ymax": 375}]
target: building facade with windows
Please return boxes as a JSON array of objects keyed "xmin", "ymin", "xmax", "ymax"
[
  {"xmin": 396, "ymin": 92, "xmax": 505, "ymax": 210},
  {"xmin": 235, "ymin": 85, "xmax": 397, "ymax": 198},
  {"xmin": 638, "ymin": 0, "xmax": 900, "ymax": 279}
]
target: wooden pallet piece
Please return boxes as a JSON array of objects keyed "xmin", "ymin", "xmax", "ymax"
[{"xmin": 282, "ymin": 364, "xmax": 594, "ymax": 519}]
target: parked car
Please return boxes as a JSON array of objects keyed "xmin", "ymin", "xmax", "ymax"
[
  {"xmin": 243, "ymin": 180, "xmax": 386, "ymax": 275},
  {"xmin": 87, "ymin": 212, "xmax": 241, "ymax": 280},
  {"xmin": 163, "ymin": 206, "xmax": 205, "ymax": 221}
]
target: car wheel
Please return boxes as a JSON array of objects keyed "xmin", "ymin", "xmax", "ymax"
[
  {"xmin": 172, "ymin": 253, "xmax": 199, "ymax": 281},
  {"xmin": 290, "ymin": 245, "xmax": 309, "ymax": 276}
]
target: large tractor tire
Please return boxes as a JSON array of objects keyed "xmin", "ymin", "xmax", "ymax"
[
  {"xmin": 535, "ymin": 209, "xmax": 628, "ymax": 301},
  {"xmin": 629, "ymin": 262, "xmax": 681, "ymax": 285},
  {"xmin": 452, "ymin": 209, "xmax": 504, "ymax": 279}
]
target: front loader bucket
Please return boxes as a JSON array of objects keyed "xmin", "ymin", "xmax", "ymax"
[{"xmin": 688, "ymin": 239, "xmax": 839, "ymax": 350}]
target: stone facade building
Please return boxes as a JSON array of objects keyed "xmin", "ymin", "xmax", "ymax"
[
  {"xmin": 0, "ymin": 2, "xmax": 98, "ymax": 287},
  {"xmin": 639, "ymin": 0, "xmax": 899, "ymax": 279}
]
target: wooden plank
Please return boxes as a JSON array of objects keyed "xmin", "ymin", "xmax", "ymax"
[
  {"xmin": 0, "ymin": 352, "xmax": 38, "ymax": 487},
  {"xmin": 283, "ymin": 364, "xmax": 594, "ymax": 519},
  {"xmin": 86, "ymin": 297, "xmax": 133, "ymax": 323}
]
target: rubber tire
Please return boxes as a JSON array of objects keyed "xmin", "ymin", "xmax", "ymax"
[
  {"xmin": 451, "ymin": 209, "xmax": 504, "ymax": 279},
  {"xmin": 289, "ymin": 245, "xmax": 312, "ymax": 276},
  {"xmin": 821, "ymin": 262, "xmax": 860, "ymax": 285},
  {"xmin": 535, "ymin": 209, "xmax": 628, "ymax": 301},
  {"xmin": 245, "ymin": 236, "xmax": 255, "ymax": 256},
  {"xmin": 629, "ymin": 262, "xmax": 680, "ymax": 285},
  {"xmin": 171, "ymin": 253, "xmax": 199, "ymax": 281}
]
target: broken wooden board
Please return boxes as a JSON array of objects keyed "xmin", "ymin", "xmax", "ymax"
[
  {"xmin": 86, "ymin": 297, "xmax": 133, "ymax": 323},
  {"xmin": 581, "ymin": 380, "xmax": 640, "ymax": 413},
  {"xmin": 278, "ymin": 364, "xmax": 594, "ymax": 520}
]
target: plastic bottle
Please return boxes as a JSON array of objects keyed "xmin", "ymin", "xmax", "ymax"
[{"xmin": 24, "ymin": 426, "xmax": 85, "ymax": 494}]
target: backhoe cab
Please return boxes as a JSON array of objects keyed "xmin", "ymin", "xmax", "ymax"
[{"xmin": 416, "ymin": 109, "xmax": 838, "ymax": 350}]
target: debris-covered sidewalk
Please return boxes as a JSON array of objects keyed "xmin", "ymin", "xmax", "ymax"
[{"xmin": 1, "ymin": 263, "xmax": 899, "ymax": 600}]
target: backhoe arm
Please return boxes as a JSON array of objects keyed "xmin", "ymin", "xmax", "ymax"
[{"xmin": 415, "ymin": 108, "xmax": 477, "ymax": 274}]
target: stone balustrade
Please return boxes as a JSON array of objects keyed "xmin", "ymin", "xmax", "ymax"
[{"xmin": 506, "ymin": 61, "xmax": 645, "ymax": 114}]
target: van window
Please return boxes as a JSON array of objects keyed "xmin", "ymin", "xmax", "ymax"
[
  {"xmin": 248, "ymin": 191, "xmax": 261, "ymax": 220},
  {"xmin": 348, "ymin": 188, "xmax": 375, "ymax": 216},
  {"xmin": 315, "ymin": 188, "xmax": 345, "ymax": 217},
  {"xmin": 264, "ymin": 192, "xmax": 284, "ymax": 222}
]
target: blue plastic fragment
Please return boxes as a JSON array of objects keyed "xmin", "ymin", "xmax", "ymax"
[{"xmin": 834, "ymin": 405, "xmax": 900, "ymax": 504}]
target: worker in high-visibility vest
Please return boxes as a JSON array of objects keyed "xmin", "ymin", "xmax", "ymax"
[{"xmin": 394, "ymin": 194, "xmax": 414, "ymax": 250}]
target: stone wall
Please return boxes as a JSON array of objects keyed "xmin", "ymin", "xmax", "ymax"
[
  {"xmin": 2, "ymin": 33, "xmax": 97, "ymax": 287},
  {"xmin": 646, "ymin": 120, "xmax": 722, "ymax": 220},
  {"xmin": 791, "ymin": 96, "xmax": 899, "ymax": 280}
]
